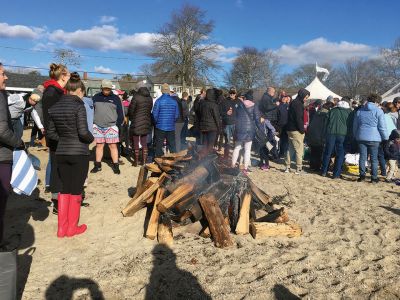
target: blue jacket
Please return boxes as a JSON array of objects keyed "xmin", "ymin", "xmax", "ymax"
[
  {"xmin": 353, "ymin": 102, "xmax": 388, "ymax": 142},
  {"xmin": 152, "ymin": 94, "xmax": 179, "ymax": 131}
]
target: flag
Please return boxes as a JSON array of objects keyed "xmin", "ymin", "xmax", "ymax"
[{"xmin": 316, "ymin": 63, "xmax": 330, "ymax": 81}]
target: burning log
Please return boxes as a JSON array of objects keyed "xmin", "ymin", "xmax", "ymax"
[
  {"xmin": 122, "ymin": 173, "xmax": 168, "ymax": 217},
  {"xmin": 235, "ymin": 192, "xmax": 252, "ymax": 235},
  {"xmin": 248, "ymin": 178, "xmax": 274, "ymax": 212},
  {"xmin": 145, "ymin": 163, "xmax": 162, "ymax": 174},
  {"xmin": 199, "ymin": 193, "xmax": 234, "ymax": 248},
  {"xmin": 157, "ymin": 183, "xmax": 194, "ymax": 213},
  {"xmin": 145, "ymin": 188, "xmax": 166, "ymax": 240}
]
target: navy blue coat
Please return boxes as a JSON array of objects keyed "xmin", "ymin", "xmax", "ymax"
[{"xmin": 234, "ymin": 100, "xmax": 261, "ymax": 142}]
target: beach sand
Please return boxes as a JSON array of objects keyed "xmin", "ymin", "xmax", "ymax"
[{"xmin": 4, "ymin": 136, "xmax": 400, "ymax": 299}]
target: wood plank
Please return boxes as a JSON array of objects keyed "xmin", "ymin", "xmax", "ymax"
[
  {"xmin": 157, "ymin": 183, "xmax": 194, "ymax": 213},
  {"xmin": 157, "ymin": 215, "xmax": 173, "ymax": 246},
  {"xmin": 248, "ymin": 179, "xmax": 274, "ymax": 212},
  {"xmin": 145, "ymin": 188, "xmax": 166, "ymax": 240},
  {"xmin": 145, "ymin": 163, "xmax": 161, "ymax": 173},
  {"xmin": 250, "ymin": 221, "xmax": 302, "ymax": 239},
  {"xmin": 162, "ymin": 149, "xmax": 188, "ymax": 158},
  {"xmin": 235, "ymin": 192, "xmax": 251, "ymax": 235},
  {"xmin": 199, "ymin": 193, "xmax": 234, "ymax": 248},
  {"xmin": 122, "ymin": 173, "xmax": 168, "ymax": 217},
  {"xmin": 257, "ymin": 207, "xmax": 289, "ymax": 223}
]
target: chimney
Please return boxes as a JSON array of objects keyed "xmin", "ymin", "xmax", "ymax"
[{"xmin": 83, "ymin": 72, "xmax": 88, "ymax": 80}]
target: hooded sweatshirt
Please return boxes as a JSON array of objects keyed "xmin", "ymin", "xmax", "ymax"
[
  {"xmin": 42, "ymin": 79, "xmax": 66, "ymax": 151},
  {"xmin": 234, "ymin": 98, "xmax": 261, "ymax": 142},
  {"xmin": 286, "ymin": 88, "xmax": 310, "ymax": 134},
  {"xmin": 353, "ymin": 102, "xmax": 388, "ymax": 142}
]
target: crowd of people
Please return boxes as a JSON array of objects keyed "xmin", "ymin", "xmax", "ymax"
[{"xmin": 1, "ymin": 61, "xmax": 400, "ymax": 245}]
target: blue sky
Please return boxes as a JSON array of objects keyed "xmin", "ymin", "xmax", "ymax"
[{"xmin": 0, "ymin": 0, "xmax": 399, "ymax": 84}]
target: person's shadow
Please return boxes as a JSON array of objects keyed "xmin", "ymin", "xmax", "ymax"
[
  {"xmin": 145, "ymin": 244, "xmax": 211, "ymax": 300},
  {"xmin": 272, "ymin": 284, "xmax": 301, "ymax": 300},
  {"xmin": 45, "ymin": 275, "xmax": 105, "ymax": 300}
]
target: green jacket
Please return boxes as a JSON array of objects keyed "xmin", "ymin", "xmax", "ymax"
[{"xmin": 326, "ymin": 107, "xmax": 351, "ymax": 136}]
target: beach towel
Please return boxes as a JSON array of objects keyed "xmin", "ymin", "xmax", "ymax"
[{"xmin": 10, "ymin": 150, "xmax": 38, "ymax": 196}]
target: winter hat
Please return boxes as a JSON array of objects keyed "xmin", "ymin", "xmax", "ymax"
[
  {"xmin": 244, "ymin": 90, "xmax": 254, "ymax": 101},
  {"xmin": 161, "ymin": 83, "xmax": 170, "ymax": 94},
  {"xmin": 326, "ymin": 95, "xmax": 333, "ymax": 103},
  {"xmin": 101, "ymin": 79, "xmax": 113, "ymax": 89},
  {"xmin": 297, "ymin": 88, "xmax": 310, "ymax": 102}
]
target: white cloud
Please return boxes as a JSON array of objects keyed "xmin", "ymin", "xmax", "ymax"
[
  {"xmin": 49, "ymin": 25, "xmax": 157, "ymax": 55},
  {"xmin": 32, "ymin": 42, "xmax": 56, "ymax": 51},
  {"xmin": 275, "ymin": 37, "xmax": 376, "ymax": 65},
  {"xmin": 100, "ymin": 16, "xmax": 117, "ymax": 24},
  {"xmin": 210, "ymin": 44, "xmax": 241, "ymax": 63},
  {"xmin": 0, "ymin": 22, "xmax": 45, "ymax": 39},
  {"xmin": 94, "ymin": 65, "xmax": 116, "ymax": 73}
]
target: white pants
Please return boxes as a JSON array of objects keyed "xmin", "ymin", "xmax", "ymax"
[
  {"xmin": 387, "ymin": 159, "xmax": 397, "ymax": 180},
  {"xmin": 232, "ymin": 141, "xmax": 252, "ymax": 169}
]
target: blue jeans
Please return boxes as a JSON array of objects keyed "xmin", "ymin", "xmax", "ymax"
[
  {"xmin": 378, "ymin": 144, "xmax": 386, "ymax": 176},
  {"xmin": 321, "ymin": 134, "xmax": 346, "ymax": 177},
  {"xmin": 358, "ymin": 141, "xmax": 380, "ymax": 179},
  {"xmin": 45, "ymin": 152, "xmax": 51, "ymax": 187},
  {"xmin": 223, "ymin": 124, "xmax": 235, "ymax": 146}
]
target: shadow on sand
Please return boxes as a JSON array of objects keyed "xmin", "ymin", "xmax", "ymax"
[{"xmin": 145, "ymin": 244, "xmax": 211, "ymax": 300}]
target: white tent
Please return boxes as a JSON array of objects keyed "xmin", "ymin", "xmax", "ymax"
[
  {"xmin": 381, "ymin": 82, "xmax": 400, "ymax": 102},
  {"xmin": 293, "ymin": 76, "xmax": 341, "ymax": 100}
]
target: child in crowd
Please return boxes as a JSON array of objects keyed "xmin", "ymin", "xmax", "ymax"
[
  {"xmin": 384, "ymin": 129, "xmax": 400, "ymax": 182},
  {"xmin": 259, "ymin": 118, "xmax": 277, "ymax": 170}
]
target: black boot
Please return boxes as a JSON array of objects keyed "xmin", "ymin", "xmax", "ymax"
[
  {"xmin": 112, "ymin": 163, "xmax": 121, "ymax": 174},
  {"xmin": 52, "ymin": 199, "xmax": 58, "ymax": 215},
  {"xmin": 90, "ymin": 162, "xmax": 102, "ymax": 173}
]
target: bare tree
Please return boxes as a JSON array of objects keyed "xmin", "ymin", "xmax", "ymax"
[
  {"xmin": 381, "ymin": 37, "xmax": 400, "ymax": 86},
  {"xmin": 226, "ymin": 47, "xmax": 280, "ymax": 91},
  {"xmin": 150, "ymin": 4, "xmax": 218, "ymax": 95},
  {"xmin": 53, "ymin": 48, "xmax": 81, "ymax": 67}
]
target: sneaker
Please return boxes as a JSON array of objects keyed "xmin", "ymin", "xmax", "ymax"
[
  {"xmin": 90, "ymin": 162, "xmax": 102, "ymax": 173},
  {"xmin": 260, "ymin": 164, "xmax": 270, "ymax": 171},
  {"xmin": 357, "ymin": 176, "xmax": 366, "ymax": 182},
  {"xmin": 45, "ymin": 186, "xmax": 51, "ymax": 193},
  {"xmin": 284, "ymin": 167, "xmax": 291, "ymax": 173},
  {"xmin": 321, "ymin": 173, "xmax": 327, "ymax": 177},
  {"xmin": 371, "ymin": 178, "xmax": 379, "ymax": 184},
  {"xmin": 295, "ymin": 169, "xmax": 307, "ymax": 175},
  {"xmin": 246, "ymin": 167, "xmax": 253, "ymax": 173}
]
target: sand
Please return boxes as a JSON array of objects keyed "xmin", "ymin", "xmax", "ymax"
[{"xmin": 4, "ymin": 135, "xmax": 400, "ymax": 299}]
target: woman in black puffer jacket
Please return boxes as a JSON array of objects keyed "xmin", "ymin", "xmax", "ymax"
[
  {"xmin": 47, "ymin": 72, "xmax": 94, "ymax": 238},
  {"xmin": 128, "ymin": 87, "xmax": 153, "ymax": 166},
  {"xmin": 197, "ymin": 88, "xmax": 221, "ymax": 153}
]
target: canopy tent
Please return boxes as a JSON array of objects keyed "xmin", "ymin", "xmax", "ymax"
[
  {"xmin": 293, "ymin": 76, "xmax": 341, "ymax": 100},
  {"xmin": 381, "ymin": 82, "xmax": 400, "ymax": 102},
  {"xmin": 382, "ymin": 92, "xmax": 400, "ymax": 103}
]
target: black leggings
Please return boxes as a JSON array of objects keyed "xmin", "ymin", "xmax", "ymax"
[
  {"xmin": 56, "ymin": 155, "xmax": 89, "ymax": 195},
  {"xmin": 132, "ymin": 135, "xmax": 148, "ymax": 151},
  {"xmin": 201, "ymin": 131, "xmax": 217, "ymax": 153},
  {"xmin": 0, "ymin": 163, "xmax": 12, "ymax": 244}
]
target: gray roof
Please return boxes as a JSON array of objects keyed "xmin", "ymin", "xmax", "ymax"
[{"xmin": 6, "ymin": 72, "xmax": 48, "ymax": 89}]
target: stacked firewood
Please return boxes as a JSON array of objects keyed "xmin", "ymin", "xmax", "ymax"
[{"xmin": 122, "ymin": 146, "xmax": 302, "ymax": 248}]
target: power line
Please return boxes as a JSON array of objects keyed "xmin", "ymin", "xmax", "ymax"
[
  {"xmin": 3, "ymin": 64, "xmax": 189, "ymax": 83},
  {"xmin": 0, "ymin": 45, "xmax": 156, "ymax": 61}
]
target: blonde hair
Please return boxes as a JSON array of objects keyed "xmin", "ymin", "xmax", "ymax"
[{"xmin": 49, "ymin": 63, "xmax": 68, "ymax": 80}]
